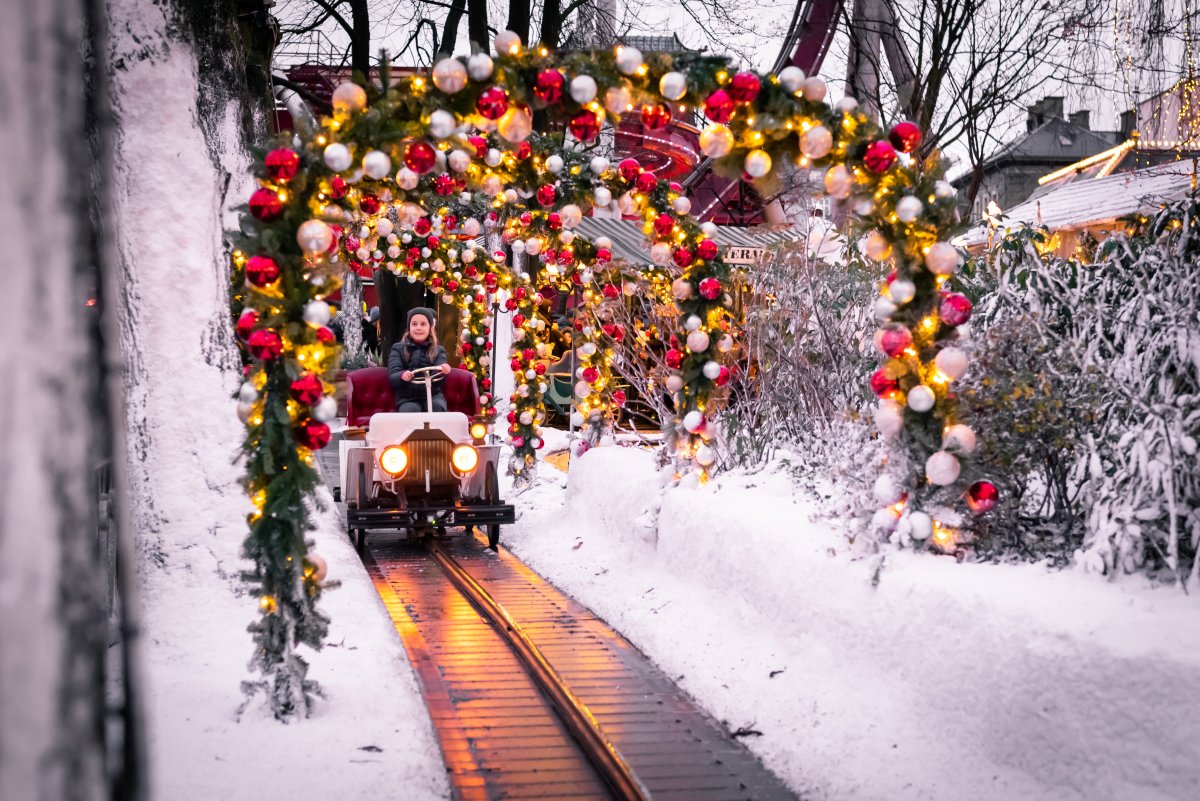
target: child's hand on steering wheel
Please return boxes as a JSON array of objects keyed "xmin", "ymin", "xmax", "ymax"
[
  {"xmin": 438, "ymin": 363, "xmax": 451, "ymax": 375},
  {"xmin": 401, "ymin": 370, "xmax": 414, "ymax": 381}
]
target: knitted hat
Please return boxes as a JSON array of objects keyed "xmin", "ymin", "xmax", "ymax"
[
  {"xmin": 368, "ymin": 306, "xmax": 380, "ymax": 323},
  {"xmin": 406, "ymin": 307, "xmax": 436, "ymax": 326}
]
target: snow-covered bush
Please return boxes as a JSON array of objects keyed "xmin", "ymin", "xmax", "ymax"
[{"xmin": 962, "ymin": 203, "xmax": 1200, "ymax": 583}]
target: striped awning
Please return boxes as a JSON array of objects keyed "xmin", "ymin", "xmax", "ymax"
[{"xmin": 574, "ymin": 218, "xmax": 806, "ymax": 265}]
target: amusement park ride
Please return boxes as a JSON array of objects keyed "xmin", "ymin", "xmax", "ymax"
[{"xmin": 273, "ymin": 0, "xmax": 845, "ymax": 227}]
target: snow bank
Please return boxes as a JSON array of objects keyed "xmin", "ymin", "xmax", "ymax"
[
  {"xmin": 107, "ymin": 1, "xmax": 447, "ymax": 797},
  {"xmin": 505, "ymin": 445, "xmax": 1200, "ymax": 801}
]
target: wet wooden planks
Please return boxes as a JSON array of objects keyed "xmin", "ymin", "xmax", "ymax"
[{"xmin": 368, "ymin": 530, "xmax": 801, "ymax": 801}]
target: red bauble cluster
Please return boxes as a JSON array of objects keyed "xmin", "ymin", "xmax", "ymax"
[
  {"xmin": 289, "ymin": 373, "xmax": 323, "ymax": 404},
  {"xmin": 264, "ymin": 148, "xmax": 300, "ymax": 182},
  {"xmin": 888, "ymin": 121, "xmax": 923, "ymax": 154},
  {"xmin": 641, "ymin": 103, "xmax": 671, "ymax": 130},
  {"xmin": 405, "ymin": 140, "xmax": 437, "ymax": 173},
  {"xmin": 635, "ymin": 172, "xmax": 658, "ymax": 193},
  {"xmin": 698, "ymin": 277, "xmax": 722, "ymax": 299},
  {"xmin": 939, "ymin": 292, "xmax": 974, "ymax": 326},
  {"xmin": 863, "ymin": 140, "xmax": 898, "ymax": 173},
  {"xmin": 248, "ymin": 188, "xmax": 284, "ymax": 221},
  {"xmin": 247, "ymin": 329, "xmax": 283, "ymax": 361},
  {"xmin": 476, "ymin": 87, "xmax": 509, "ymax": 119},
  {"xmin": 434, "ymin": 173, "xmax": 457, "ymax": 195},
  {"xmin": 569, "ymin": 110, "xmax": 601, "ymax": 142},
  {"xmin": 729, "ymin": 72, "xmax": 761, "ymax": 103},
  {"xmin": 244, "ymin": 255, "xmax": 280, "ymax": 287},
  {"xmin": 653, "ymin": 213, "xmax": 675, "ymax": 238},
  {"xmin": 295, "ymin": 419, "xmax": 331, "ymax": 450},
  {"xmin": 966, "ymin": 480, "xmax": 999, "ymax": 513},
  {"xmin": 869, "ymin": 369, "xmax": 899, "ymax": 397},
  {"xmin": 704, "ymin": 89, "xmax": 734, "ymax": 124},
  {"xmin": 617, "ymin": 158, "xmax": 641, "ymax": 183},
  {"xmin": 602, "ymin": 283, "xmax": 620, "ymax": 299},
  {"xmin": 536, "ymin": 184, "xmax": 557, "ymax": 206},
  {"xmin": 533, "ymin": 69, "xmax": 565, "ymax": 104},
  {"xmin": 696, "ymin": 239, "xmax": 718, "ymax": 260}
]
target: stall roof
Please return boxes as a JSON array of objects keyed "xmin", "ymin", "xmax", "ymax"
[
  {"xmin": 958, "ymin": 160, "xmax": 1196, "ymax": 248},
  {"xmin": 574, "ymin": 218, "xmax": 806, "ymax": 264}
]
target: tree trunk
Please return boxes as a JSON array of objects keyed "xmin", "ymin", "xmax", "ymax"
[
  {"xmin": 347, "ymin": 0, "xmax": 371, "ymax": 80},
  {"xmin": 437, "ymin": 0, "xmax": 467, "ymax": 56},
  {"xmin": 468, "ymin": 0, "xmax": 489, "ymax": 51},
  {"xmin": 343, "ymin": 271, "xmax": 364, "ymax": 360},
  {"xmin": 540, "ymin": 0, "xmax": 563, "ymax": 48},
  {"xmin": 0, "ymin": 0, "xmax": 138, "ymax": 798},
  {"xmin": 507, "ymin": 0, "xmax": 530, "ymax": 44}
]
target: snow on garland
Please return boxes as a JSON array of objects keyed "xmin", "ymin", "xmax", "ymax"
[{"xmin": 230, "ymin": 35, "xmax": 980, "ymax": 715}]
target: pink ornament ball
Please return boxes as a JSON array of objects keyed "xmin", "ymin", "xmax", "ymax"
[
  {"xmin": 876, "ymin": 325, "xmax": 912, "ymax": 357},
  {"xmin": 939, "ymin": 292, "xmax": 974, "ymax": 326},
  {"xmin": 729, "ymin": 72, "xmax": 761, "ymax": 103},
  {"xmin": 966, "ymin": 480, "xmax": 999, "ymax": 514},
  {"xmin": 698, "ymin": 277, "xmax": 721, "ymax": 299},
  {"xmin": 869, "ymin": 368, "xmax": 899, "ymax": 397},
  {"xmin": 704, "ymin": 89, "xmax": 734, "ymax": 124},
  {"xmin": 863, "ymin": 140, "xmax": 898, "ymax": 173},
  {"xmin": 617, "ymin": 158, "xmax": 641, "ymax": 183},
  {"xmin": 247, "ymin": 329, "xmax": 283, "ymax": 361}
]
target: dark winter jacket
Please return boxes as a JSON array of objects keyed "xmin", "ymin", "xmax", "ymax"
[{"xmin": 388, "ymin": 338, "xmax": 449, "ymax": 404}]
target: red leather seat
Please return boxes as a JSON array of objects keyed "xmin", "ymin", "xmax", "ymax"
[{"xmin": 346, "ymin": 366, "xmax": 480, "ymax": 426}]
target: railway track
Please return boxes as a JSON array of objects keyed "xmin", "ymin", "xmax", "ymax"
[{"xmin": 365, "ymin": 530, "xmax": 802, "ymax": 801}]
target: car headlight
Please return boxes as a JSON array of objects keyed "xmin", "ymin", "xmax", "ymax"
[
  {"xmin": 469, "ymin": 422, "xmax": 488, "ymax": 442},
  {"xmin": 451, "ymin": 444, "xmax": 479, "ymax": 474},
  {"xmin": 379, "ymin": 445, "xmax": 408, "ymax": 476}
]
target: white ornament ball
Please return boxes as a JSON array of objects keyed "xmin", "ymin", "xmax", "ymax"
[
  {"xmin": 876, "ymin": 399, "xmax": 904, "ymax": 438},
  {"xmin": 237, "ymin": 401, "xmax": 253, "ymax": 423},
  {"xmin": 494, "ymin": 29, "xmax": 522, "ymax": 55},
  {"xmin": 376, "ymin": 218, "xmax": 394, "ymax": 237},
  {"xmin": 331, "ymin": 82, "xmax": 367, "ymax": 113},
  {"xmin": 313, "ymin": 396, "xmax": 337, "ymax": 423},
  {"xmin": 594, "ymin": 186, "xmax": 613, "ymax": 207},
  {"xmin": 482, "ymin": 174, "xmax": 504, "ymax": 196},
  {"xmin": 429, "ymin": 109, "xmax": 457, "ymax": 139},
  {"xmin": 239, "ymin": 382, "xmax": 258, "ymax": 404},
  {"xmin": 925, "ymin": 242, "xmax": 959, "ymax": 276},
  {"xmin": 744, "ymin": 149, "xmax": 772, "ymax": 178},
  {"xmin": 665, "ymin": 374, "xmax": 685, "ymax": 392},
  {"xmin": 570, "ymin": 74, "xmax": 598, "ymax": 104},
  {"xmin": 925, "ymin": 450, "xmax": 961, "ymax": 486},
  {"xmin": 297, "ymin": 219, "xmax": 334, "ymax": 253},
  {"xmin": 659, "ymin": 71, "xmax": 687, "ymax": 101},
  {"xmin": 699, "ymin": 124, "xmax": 734, "ymax": 158},
  {"xmin": 448, "ymin": 149, "xmax": 471, "ymax": 173},
  {"xmin": 672, "ymin": 196, "xmax": 692, "ymax": 215},
  {"xmin": 823, "ymin": 164, "xmax": 853, "ymax": 198},
  {"xmin": 574, "ymin": 381, "xmax": 592, "ymax": 399},
  {"xmin": 854, "ymin": 198, "xmax": 876, "ymax": 216},
  {"xmin": 605, "ymin": 85, "xmax": 633, "ymax": 114},
  {"xmin": 864, "ymin": 230, "xmax": 892, "ymax": 261},
  {"xmin": 615, "ymin": 46, "xmax": 643, "ymax": 75},
  {"xmin": 799, "ymin": 125, "xmax": 833, "ymax": 159},
  {"xmin": 511, "ymin": 239, "xmax": 527, "ymax": 255},
  {"xmin": 934, "ymin": 347, "xmax": 968, "ymax": 380},
  {"xmin": 834, "ymin": 96, "xmax": 860, "ymax": 113},
  {"xmin": 497, "ymin": 105, "xmax": 533, "ymax": 142},
  {"xmin": 934, "ymin": 181, "xmax": 956, "ymax": 201},
  {"xmin": 671, "ymin": 277, "xmax": 693, "ymax": 300},
  {"xmin": 873, "ymin": 474, "xmax": 903, "ymax": 505},
  {"xmin": 682, "ymin": 410, "xmax": 705, "ymax": 433},
  {"xmin": 700, "ymin": 221, "xmax": 718, "ymax": 237},
  {"xmin": 463, "ymin": 218, "xmax": 481, "ymax": 237},
  {"xmin": 907, "ymin": 384, "xmax": 936, "ymax": 413},
  {"xmin": 896, "ymin": 195, "xmax": 924, "ymax": 223},
  {"xmin": 519, "ymin": 411, "xmax": 533, "ymax": 425},
  {"xmin": 570, "ymin": 411, "xmax": 585, "ymax": 427},
  {"xmin": 702, "ymin": 361, "xmax": 722, "ymax": 380},
  {"xmin": 872, "ymin": 507, "xmax": 900, "ymax": 531},
  {"xmin": 590, "ymin": 156, "xmax": 610, "ymax": 175},
  {"xmin": 908, "ymin": 511, "xmax": 933, "ymax": 540},
  {"xmin": 485, "ymin": 148, "xmax": 503, "ymax": 167},
  {"xmin": 617, "ymin": 191, "xmax": 639, "ymax": 215},
  {"xmin": 323, "ymin": 142, "xmax": 353, "ymax": 172},
  {"xmin": 560, "ymin": 203, "xmax": 583, "ymax": 227},
  {"xmin": 651, "ymin": 242, "xmax": 673, "ymax": 266},
  {"xmin": 545, "ymin": 154, "xmax": 564, "ymax": 174},
  {"xmin": 888, "ymin": 278, "xmax": 916, "ymax": 305},
  {"xmin": 362, "ymin": 149, "xmax": 391, "ymax": 180},
  {"xmin": 396, "ymin": 167, "xmax": 419, "ymax": 190},
  {"xmin": 873, "ymin": 297, "xmax": 898, "ymax": 321},
  {"xmin": 467, "ymin": 52, "xmax": 494, "ymax": 80},
  {"xmin": 942, "ymin": 423, "xmax": 977, "ymax": 455},
  {"xmin": 302, "ymin": 299, "xmax": 332, "ymax": 326},
  {"xmin": 778, "ymin": 66, "xmax": 806, "ymax": 93},
  {"xmin": 686, "ymin": 330, "xmax": 710, "ymax": 353},
  {"xmin": 717, "ymin": 334, "xmax": 733, "ymax": 353},
  {"xmin": 432, "ymin": 58, "xmax": 468, "ymax": 93},
  {"xmin": 801, "ymin": 76, "xmax": 827, "ymax": 102},
  {"xmin": 695, "ymin": 444, "xmax": 717, "ymax": 467},
  {"xmin": 685, "ymin": 314, "xmax": 702, "ymax": 331}
]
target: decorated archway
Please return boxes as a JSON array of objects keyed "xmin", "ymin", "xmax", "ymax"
[{"xmin": 231, "ymin": 36, "xmax": 985, "ymax": 716}]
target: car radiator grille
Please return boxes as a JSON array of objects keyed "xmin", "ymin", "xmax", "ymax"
[{"xmin": 403, "ymin": 438, "xmax": 455, "ymax": 485}]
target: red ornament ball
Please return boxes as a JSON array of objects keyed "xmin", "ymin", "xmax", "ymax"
[
  {"xmin": 673, "ymin": 247, "xmax": 694, "ymax": 269},
  {"xmin": 602, "ymin": 283, "xmax": 620, "ymax": 299},
  {"xmin": 434, "ymin": 173, "xmax": 456, "ymax": 195},
  {"xmin": 264, "ymin": 148, "xmax": 300, "ymax": 182},
  {"xmin": 714, "ymin": 366, "xmax": 731, "ymax": 387},
  {"xmin": 729, "ymin": 72, "xmax": 761, "ymax": 103},
  {"xmin": 468, "ymin": 135, "xmax": 488, "ymax": 156},
  {"xmin": 236, "ymin": 309, "xmax": 259, "ymax": 340},
  {"xmin": 617, "ymin": 158, "xmax": 641, "ymax": 183},
  {"xmin": 414, "ymin": 217, "xmax": 432, "ymax": 235},
  {"xmin": 546, "ymin": 212, "xmax": 563, "ymax": 230},
  {"xmin": 863, "ymin": 140, "xmax": 898, "ymax": 173},
  {"xmin": 295, "ymin": 419, "xmax": 331, "ymax": 450},
  {"xmin": 516, "ymin": 141, "xmax": 532, "ymax": 159},
  {"xmin": 653, "ymin": 213, "xmax": 676, "ymax": 238},
  {"xmin": 314, "ymin": 326, "xmax": 335, "ymax": 343},
  {"xmin": 405, "ymin": 140, "xmax": 437, "ymax": 173},
  {"xmin": 536, "ymin": 184, "xmax": 558, "ymax": 206},
  {"xmin": 665, "ymin": 348, "xmax": 683, "ymax": 369},
  {"xmin": 696, "ymin": 239, "xmax": 718, "ymax": 260},
  {"xmin": 289, "ymin": 373, "xmax": 323, "ymax": 405},
  {"xmin": 636, "ymin": 172, "xmax": 658, "ymax": 194},
  {"xmin": 533, "ymin": 69, "xmax": 565, "ymax": 104},
  {"xmin": 247, "ymin": 329, "xmax": 283, "ymax": 361},
  {"xmin": 869, "ymin": 368, "xmax": 899, "ymax": 397},
  {"xmin": 568, "ymin": 110, "xmax": 601, "ymax": 142},
  {"xmin": 534, "ymin": 362, "xmax": 547, "ymax": 375},
  {"xmin": 426, "ymin": 235, "xmax": 441, "ymax": 249},
  {"xmin": 877, "ymin": 325, "xmax": 913, "ymax": 357},
  {"xmin": 244, "ymin": 255, "xmax": 280, "ymax": 287},
  {"xmin": 513, "ymin": 313, "xmax": 526, "ymax": 327},
  {"xmin": 476, "ymin": 86, "xmax": 509, "ymax": 120},
  {"xmin": 966, "ymin": 480, "xmax": 999, "ymax": 514},
  {"xmin": 939, "ymin": 292, "xmax": 974, "ymax": 326},
  {"xmin": 641, "ymin": 103, "xmax": 672, "ymax": 130},
  {"xmin": 328, "ymin": 176, "xmax": 348, "ymax": 199},
  {"xmin": 704, "ymin": 89, "xmax": 734, "ymax": 124},
  {"xmin": 698, "ymin": 276, "xmax": 721, "ymax": 299},
  {"xmin": 613, "ymin": 389, "xmax": 627, "ymax": 406},
  {"xmin": 888, "ymin": 121, "xmax": 923, "ymax": 154},
  {"xmin": 358, "ymin": 193, "xmax": 382, "ymax": 215},
  {"xmin": 582, "ymin": 367, "xmax": 600, "ymax": 383},
  {"xmin": 248, "ymin": 188, "xmax": 284, "ymax": 221},
  {"xmin": 596, "ymin": 247, "xmax": 612, "ymax": 263}
]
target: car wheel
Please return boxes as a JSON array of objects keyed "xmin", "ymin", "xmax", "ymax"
[{"xmin": 484, "ymin": 461, "xmax": 500, "ymax": 550}]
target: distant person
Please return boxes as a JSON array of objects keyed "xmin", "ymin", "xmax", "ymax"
[
  {"xmin": 388, "ymin": 307, "xmax": 450, "ymax": 413},
  {"xmin": 364, "ymin": 306, "xmax": 380, "ymax": 352}
]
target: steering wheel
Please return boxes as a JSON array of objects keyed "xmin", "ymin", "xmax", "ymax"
[{"xmin": 407, "ymin": 364, "xmax": 447, "ymax": 385}]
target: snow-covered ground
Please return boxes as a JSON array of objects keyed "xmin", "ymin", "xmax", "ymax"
[{"xmin": 504, "ymin": 439, "xmax": 1200, "ymax": 801}]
